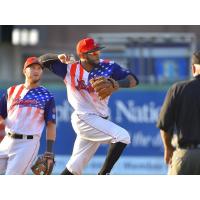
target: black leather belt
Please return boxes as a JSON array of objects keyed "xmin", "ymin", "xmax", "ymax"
[
  {"xmin": 179, "ymin": 144, "xmax": 200, "ymax": 149},
  {"xmin": 8, "ymin": 132, "xmax": 34, "ymax": 139},
  {"xmin": 101, "ymin": 116, "xmax": 109, "ymax": 120}
]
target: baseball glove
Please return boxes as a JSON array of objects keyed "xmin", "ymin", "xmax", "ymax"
[
  {"xmin": 31, "ymin": 152, "xmax": 55, "ymax": 175},
  {"xmin": 90, "ymin": 76, "xmax": 119, "ymax": 100}
]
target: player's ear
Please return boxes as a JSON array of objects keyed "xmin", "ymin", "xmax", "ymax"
[
  {"xmin": 79, "ymin": 53, "xmax": 86, "ymax": 59},
  {"xmin": 22, "ymin": 68, "xmax": 26, "ymax": 76}
]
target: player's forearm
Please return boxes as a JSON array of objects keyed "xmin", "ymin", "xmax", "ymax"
[
  {"xmin": 117, "ymin": 75, "xmax": 139, "ymax": 88},
  {"xmin": 160, "ymin": 129, "xmax": 173, "ymax": 149},
  {"xmin": 39, "ymin": 53, "xmax": 59, "ymax": 63},
  {"xmin": 46, "ymin": 121, "xmax": 56, "ymax": 152},
  {"xmin": 39, "ymin": 53, "xmax": 59, "ymax": 69},
  {"xmin": 39, "ymin": 53, "xmax": 68, "ymax": 79}
]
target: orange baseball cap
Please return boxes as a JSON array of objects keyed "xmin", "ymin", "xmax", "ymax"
[
  {"xmin": 76, "ymin": 38, "xmax": 105, "ymax": 55},
  {"xmin": 23, "ymin": 57, "xmax": 43, "ymax": 70}
]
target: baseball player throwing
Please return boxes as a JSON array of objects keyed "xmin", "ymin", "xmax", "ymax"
[
  {"xmin": 39, "ymin": 37, "xmax": 139, "ymax": 175},
  {"xmin": 0, "ymin": 57, "xmax": 56, "ymax": 175}
]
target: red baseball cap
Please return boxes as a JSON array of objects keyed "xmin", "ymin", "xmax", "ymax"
[
  {"xmin": 23, "ymin": 57, "xmax": 43, "ymax": 70},
  {"xmin": 76, "ymin": 38, "xmax": 105, "ymax": 55}
]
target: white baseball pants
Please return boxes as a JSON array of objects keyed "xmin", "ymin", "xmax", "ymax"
[
  {"xmin": 66, "ymin": 112, "xmax": 131, "ymax": 175},
  {"xmin": 0, "ymin": 135, "xmax": 40, "ymax": 175}
]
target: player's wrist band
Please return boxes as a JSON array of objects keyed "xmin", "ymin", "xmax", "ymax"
[
  {"xmin": 46, "ymin": 140, "xmax": 54, "ymax": 153},
  {"xmin": 117, "ymin": 78, "xmax": 130, "ymax": 88}
]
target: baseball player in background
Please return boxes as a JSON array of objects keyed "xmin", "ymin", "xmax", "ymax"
[
  {"xmin": 0, "ymin": 57, "xmax": 56, "ymax": 175},
  {"xmin": 39, "ymin": 37, "xmax": 139, "ymax": 175}
]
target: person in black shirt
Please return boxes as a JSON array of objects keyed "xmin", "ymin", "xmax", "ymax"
[{"xmin": 157, "ymin": 51, "xmax": 200, "ymax": 175}]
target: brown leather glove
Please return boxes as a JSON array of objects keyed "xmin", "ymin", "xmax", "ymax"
[
  {"xmin": 90, "ymin": 76, "xmax": 119, "ymax": 100},
  {"xmin": 31, "ymin": 152, "xmax": 55, "ymax": 175}
]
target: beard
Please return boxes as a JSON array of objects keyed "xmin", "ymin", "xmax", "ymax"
[{"xmin": 87, "ymin": 58, "xmax": 100, "ymax": 66}]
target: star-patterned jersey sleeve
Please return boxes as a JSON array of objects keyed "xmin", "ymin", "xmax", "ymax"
[
  {"xmin": 44, "ymin": 96, "xmax": 56, "ymax": 124},
  {"xmin": 0, "ymin": 93, "xmax": 7, "ymax": 119},
  {"xmin": 39, "ymin": 53, "xmax": 68, "ymax": 79},
  {"xmin": 111, "ymin": 62, "xmax": 139, "ymax": 85}
]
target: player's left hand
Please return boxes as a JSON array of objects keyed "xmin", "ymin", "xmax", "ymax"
[
  {"xmin": 90, "ymin": 76, "xmax": 119, "ymax": 100},
  {"xmin": 31, "ymin": 152, "xmax": 55, "ymax": 175}
]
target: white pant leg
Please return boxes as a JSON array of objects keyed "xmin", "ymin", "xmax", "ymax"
[
  {"xmin": 66, "ymin": 136, "xmax": 100, "ymax": 175},
  {"xmin": 0, "ymin": 158, "xmax": 7, "ymax": 174},
  {"xmin": 66, "ymin": 113, "xmax": 131, "ymax": 174},
  {"xmin": 5, "ymin": 136, "xmax": 40, "ymax": 175},
  {"xmin": 72, "ymin": 113, "xmax": 131, "ymax": 144},
  {"xmin": 0, "ymin": 136, "xmax": 11, "ymax": 174}
]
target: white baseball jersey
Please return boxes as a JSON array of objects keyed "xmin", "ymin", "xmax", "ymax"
[
  {"xmin": 0, "ymin": 84, "xmax": 56, "ymax": 175},
  {"xmin": 0, "ymin": 84, "xmax": 56, "ymax": 136},
  {"xmin": 46, "ymin": 59, "xmax": 135, "ymax": 118}
]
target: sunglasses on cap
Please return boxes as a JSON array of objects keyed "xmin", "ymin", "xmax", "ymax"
[{"xmin": 85, "ymin": 51, "xmax": 100, "ymax": 56}]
